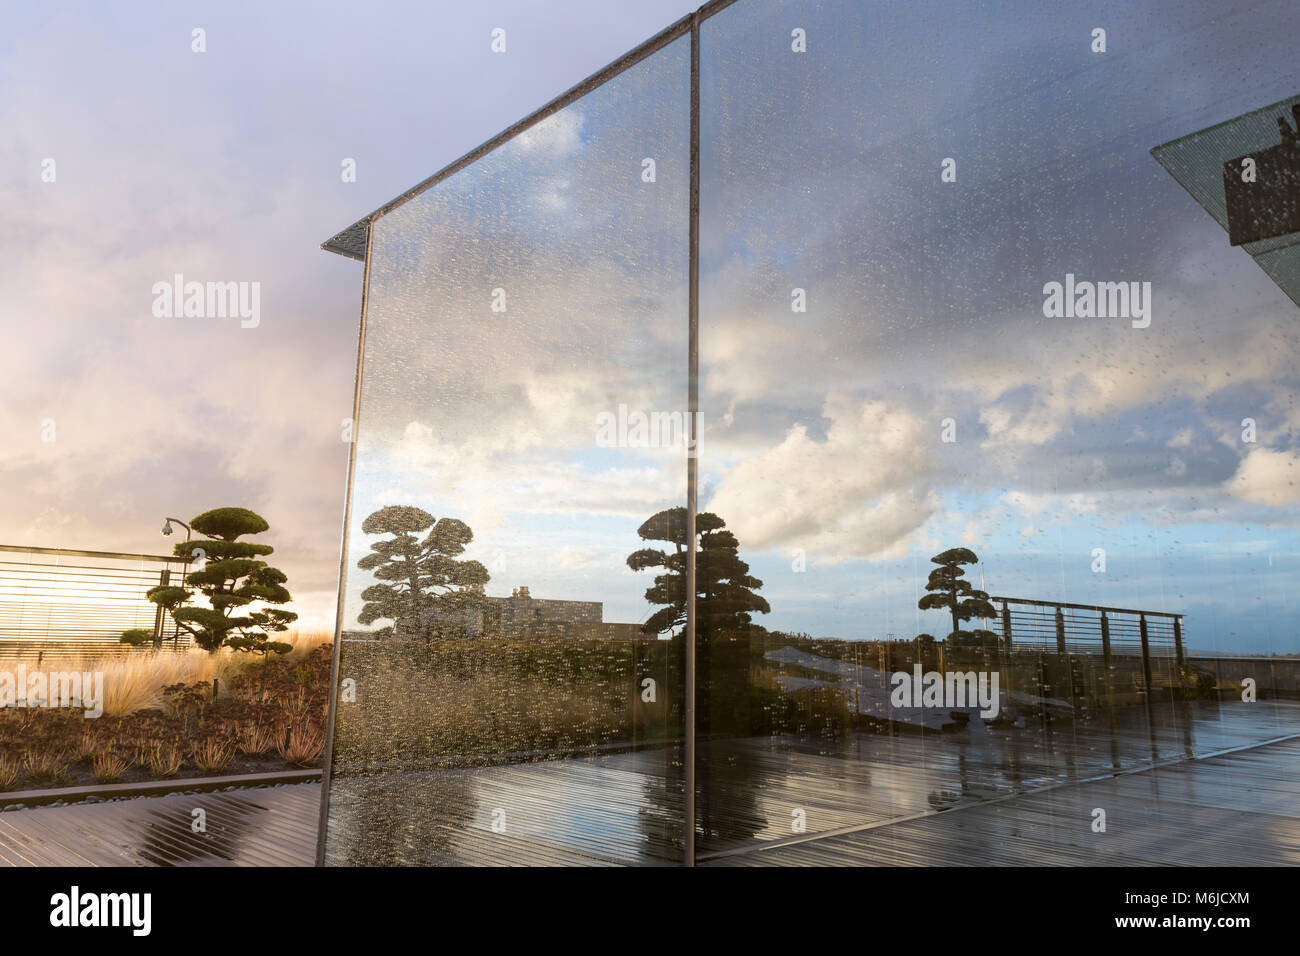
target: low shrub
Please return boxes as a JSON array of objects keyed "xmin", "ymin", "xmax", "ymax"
[
  {"xmin": 189, "ymin": 737, "xmax": 236, "ymax": 774},
  {"xmin": 91, "ymin": 750, "xmax": 132, "ymax": 783},
  {"xmin": 278, "ymin": 723, "xmax": 325, "ymax": 767},
  {"xmin": 143, "ymin": 743, "xmax": 183, "ymax": 778}
]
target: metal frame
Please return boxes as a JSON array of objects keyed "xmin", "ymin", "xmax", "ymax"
[
  {"xmin": 315, "ymin": 218, "xmax": 374, "ymax": 866},
  {"xmin": 684, "ymin": 7, "xmax": 701, "ymax": 869}
]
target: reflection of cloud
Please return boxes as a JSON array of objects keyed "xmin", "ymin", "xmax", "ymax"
[
  {"xmin": 548, "ymin": 545, "xmax": 614, "ymax": 571},
  {"xmin": 694, "ymin": 0, "xmax": 1300, "ymax": 582},
  {"xmin": 1002, "ymin": 491, "xmax": 1098, "ymax": 524},
  {"xmin": 359, "ymin": 414, "xmax": 684, "ymax": 542},
  {"xmin": 537, "ymin": 181, "xmax": 571, "ymax": 210},
  {"xmin": 706, "ymin": 395, "xmax": 938, "ymax": 562},
  {"xmin": 1226, "ymin": 448, "xmax": 1300, "ymax": 506},
  {"xmin": 516, "ymin": 109, "xmax": 584, "ymax": 154},
  {"xmin": 980, "ymin": 401, "xmax": 1062, "ymax": 446}
]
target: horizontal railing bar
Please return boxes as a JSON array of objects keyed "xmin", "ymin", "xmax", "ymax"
[
  {"xmin": 0, "ymin": 573, "xmax": 171, "ymax": 580},
  {"xmin": 990, "ymin": 595, "xmax": 1182, "ymax": 617},
  {"xmin": 0, "ymin": 565, "xmax": 179, "ymax": 576},
  {"xmin": 0, "ymin": 545, "xmax": 188, "ymax": 564},
  {"xmin": 0, "ymin": 590, "xmax": 175, "ymax": 598},
  {"xmin": 0, "ymin": 589, "xmax": 168, "ymax": 597}
]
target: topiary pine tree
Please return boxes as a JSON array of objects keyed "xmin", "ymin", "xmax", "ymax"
[
  {"xmin": 124, "ymin": 507, "xmax": 297, "ymax": 655},
  {"xmin": 917, "ymin": 547, "xmax": 996, "ymax": 646},
  {"xmin": 627, "ymin": 506, "xmax": 769, "ymax": 640},
  {"xmin": 355, "ymin": 505, "xmax": 490, "ymax": 639}
]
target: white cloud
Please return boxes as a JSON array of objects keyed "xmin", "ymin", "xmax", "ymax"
[
  {"xmin": 706, "ymin": 395, "xmax": 939, "ymax": 562},
  {"xmin": 1225, "ymin": 448, "xmax": 1300, "ymax": 506},
  {"xmin": 515, "ymin": 109, "xmax": 584, "ymax": 155}
]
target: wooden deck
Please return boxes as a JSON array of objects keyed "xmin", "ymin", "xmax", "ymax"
[
  {"xmin": 0, "ymin": 783, "xmax": 317, "ymax": 867},
  {"xmin": 2, "ymin": 700, "xmax": 1297, "ymax": 866}
]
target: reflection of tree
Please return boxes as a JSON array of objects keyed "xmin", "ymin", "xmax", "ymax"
[
  {"xmin": 356, "ymin": 506, "xmax": 489, "ymax": 640},
  {"xmin": 329, "ymin": 771, "xmax": 476, "ymax": 865},
  {"xmin": 696, "ymin": 742, "xmax": 767, "ymax": 853},
  {"xmin": 629, "ymin": 508, "xmax": 770, "ymax": 741},
  {"xmin": 918, "ymin": 548, "xmax": 997, "ymax": 648},
  {"xmin": 926, "ymin": 750, "xmax": 974, "ymax": 812},
  {"xmin": 627, "ymin": 507, "xmax": 770, "ymax": 640},
  {"xmin": 136, "ymin": 799, "xmax": 253, "ymax": 864},
  {"xmin": 913, "ymin": 633, "xmax": 939, "ymax": 671},
  {"xmin": 637, "ymin": 745, "xmax": 688, "ymax": 864}
]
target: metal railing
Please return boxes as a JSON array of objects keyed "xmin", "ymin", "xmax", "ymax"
[
  {"xmin": 990, "ymin": 596, "xmax": 1184, "ymax": 665},
  {"xmin": 0, "ymin": 545, "xmax": 192, "ymax": 656}
]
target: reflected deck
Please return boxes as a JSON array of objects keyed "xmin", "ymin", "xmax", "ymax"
[
  {"xmin": 709, "ymin": 736, "xmax": 1300, "ymax": 866},
  {"xmin": 325, "ymin": 699, "xmax": 1300, "ymax": 865}
]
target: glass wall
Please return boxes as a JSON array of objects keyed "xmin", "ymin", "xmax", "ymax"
[
  {"xmin": 322, "ymin": 0, "xmax": 1300, "ymax": 866},
  {"xmin": 693, "ymin": 0, "xmax": 1300, "ymax": 863},
  {"xmin": 322, "ymin": 34, "xmax": 691, "ymax": 866}
]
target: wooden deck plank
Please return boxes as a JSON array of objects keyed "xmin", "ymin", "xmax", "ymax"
[{"xmin": 0, "ymin": 784, "xmax": 318, "ymax": 867}]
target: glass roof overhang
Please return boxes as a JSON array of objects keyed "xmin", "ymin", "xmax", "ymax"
[{"xmin": 1152, "ymin": 94, "xmax": 1300, "ymax": 308}]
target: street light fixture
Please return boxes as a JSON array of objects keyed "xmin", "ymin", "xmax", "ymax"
[{"xmin": 161, "ymin": 517, "xmax": 192, "ymax": 542}]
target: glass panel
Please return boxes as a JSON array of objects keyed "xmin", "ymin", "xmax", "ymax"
[
  {"xmin": 697, "ymin": 0, "xmax": 1300, "ymax": 864},
  {"xmin": 322, "ymin": 35, "xmax": 690, "ymax": 865}
]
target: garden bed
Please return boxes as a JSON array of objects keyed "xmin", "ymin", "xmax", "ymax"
[{"xmin": 0, "ymin": 641, "xmax": 330, "ymax": 795}]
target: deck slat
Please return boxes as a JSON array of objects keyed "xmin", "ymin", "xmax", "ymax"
[{"xmin": 0, "ymin": 784, "xmax": 318, "ymax": 867}]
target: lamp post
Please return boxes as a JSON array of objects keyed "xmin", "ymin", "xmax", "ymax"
[
  {"xmin": 156, "ymin": 518, "xmax": 193, "ymax": 649},
  {"xmin": 161, "ymin": 517, "xmax": 192, "ymax": 542}
]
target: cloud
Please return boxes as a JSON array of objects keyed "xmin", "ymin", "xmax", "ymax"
[
  {"xmin": 706, "ymin": 395, "xmax": 939, "ymax": 562},
  {"xmin": 515, "ymin": 108, "xmax": 584, "ymax": 155},
  {"xmin": 1225, "ymin": 448, "xmax": 1300, "ymax": 506}
]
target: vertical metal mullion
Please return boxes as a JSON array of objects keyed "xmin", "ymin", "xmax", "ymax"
[
  {"xmin": 684, "ymin": 9, "xmax": 700, "ymax": 868},
  {"xmin": 315, "ymin": 221, "xmax": 375, "ymax": 867}
]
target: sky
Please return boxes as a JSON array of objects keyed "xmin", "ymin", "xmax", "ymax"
[
  {"xmin": 6, "ymin": 0, "xmax": 1300, "ymax": 654},
  {"xmin": 1, "ymin": 0, "xmax": 702, "ymax": 632}
]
